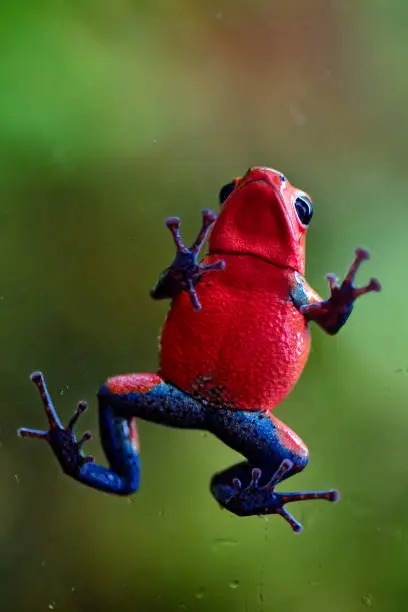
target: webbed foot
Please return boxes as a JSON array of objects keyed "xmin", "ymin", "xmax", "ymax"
[
  {"xmin": 17, "ymin": 371, "xmax": 94, "ymax": 476},
  {"xmin": 150, "ymin": 209, "xmax": 225, "ymax": 311},
  {"xmin": 300, "ymin": 248, "xmax": 381, "ymax": 334},
  {"xmin": 225, "ymin": 460, "xmax": 338, "ymax": 533},
  {"xmin": 325, "ymin": 248, "xmax": 381, "ymax": 301}
]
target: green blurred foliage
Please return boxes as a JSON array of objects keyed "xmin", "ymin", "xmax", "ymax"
[{"xmin": 0, "ymin": 0, "xmax": 407, "ymax": 610}]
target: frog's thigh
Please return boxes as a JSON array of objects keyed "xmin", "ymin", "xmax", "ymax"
[
  {"xmin": 210, "ymin": 408, "xmax": 309, "ymax": 475},
  {"xmin": 100, "ymin": 374, "xmax": 209, "ymax": 429}
]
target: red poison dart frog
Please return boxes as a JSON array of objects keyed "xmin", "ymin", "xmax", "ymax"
[{"xmin": 18, "ymin": 167, "xmax": 381, "ymax": 533}]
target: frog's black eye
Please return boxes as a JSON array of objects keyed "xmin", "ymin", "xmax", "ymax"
[
  {"xmin": 294, "ymin": 195, "xmax": 313, "ymax": 226},
  {"xmin": 219, "ymin": 181, "xmax": 236, "ymax": 204}
]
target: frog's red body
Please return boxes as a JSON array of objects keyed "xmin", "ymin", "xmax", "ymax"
[
  {"xmin": 161, "ymin": 167, "xmax": 313, "ymax": 411},
  {"xmin": 18, "ymin": 167, "xmax": 380, "ymax": 533},
  {"xmin": 160, "ymin": 254, "xmax": 310, "ymax": 411}
]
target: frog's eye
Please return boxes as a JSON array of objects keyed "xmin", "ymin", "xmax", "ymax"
[
  {"xmin": 294, "ymin": 195, "xmax": 313, "ymax": 226},
  {"xmin": 219, "ymin": 181, "xmax": 236, "ymax": 204}
]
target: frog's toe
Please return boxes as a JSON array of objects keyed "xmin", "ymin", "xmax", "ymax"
[
  {"xmin": 17, "ymin": 372, "xmax": 94, "ymax": 476},
  {"xmin": 17, "ymin": 427, "xmax": 48, "ymax": 439},
  {"xmin": 276, "ymin": 507, "xmax": 303, "ymax": 533}
]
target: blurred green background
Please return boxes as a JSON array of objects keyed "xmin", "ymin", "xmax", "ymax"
[{"xmin": 0, "ymin": 0, "xmax": 406, "ymax": 610}]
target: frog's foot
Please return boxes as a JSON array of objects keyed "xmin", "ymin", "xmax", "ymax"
[
  {"xmin": 300, "ymin": 248, "xmax": 381, "ymax": 334},
  {"xmin": 17, "ymin": 371, "xmax": 94, "ymax": 476},
  {"xmin": 225, "ymin": 460, "xmax": 339, "ymax": 533},
  {"xmin": 151, "ymin": 209, "xmax": 225, "ymax": 311},
  {"xmin": 326, "ymin": 248, "xmax": 381, "ymax": 300}
]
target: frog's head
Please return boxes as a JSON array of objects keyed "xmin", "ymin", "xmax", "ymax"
[{"xmin": 209, "ymin": 167, "xmax": 313, "ymax": 274}]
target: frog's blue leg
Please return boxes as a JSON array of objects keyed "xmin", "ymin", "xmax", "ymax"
[
  {"xmin": 18, "ymin": 371, "xmax": 208, "ymax": 495},
  {"xmin": 18, "ymin": 373, "xmax": 338, "ymax": 529},
  {"xmin": 208, "ymin": 409, "xmax": 339, "ymax": 533}
]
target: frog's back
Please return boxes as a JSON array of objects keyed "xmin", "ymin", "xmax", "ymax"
[{"xmin": 159, "ymin": 254, "xmax": 311, "ymax": 411}]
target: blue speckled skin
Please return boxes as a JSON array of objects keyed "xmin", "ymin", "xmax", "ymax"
[
  {"xmin": 18, "ymin": 372, "xmax": 336, "ymax": 532},
  {"xmin": 98, "ymin": 380, "xmax": 309, "ymax": 489}
]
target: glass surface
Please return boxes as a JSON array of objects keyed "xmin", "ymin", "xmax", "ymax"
[{"xmin": 0, "ymin": 1, "xmax": 404, "ymax": 611}]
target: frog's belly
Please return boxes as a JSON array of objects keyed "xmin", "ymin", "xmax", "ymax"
[{"xmin": 159, "ymin": 286, "xmax": 311, "ymax": 411}]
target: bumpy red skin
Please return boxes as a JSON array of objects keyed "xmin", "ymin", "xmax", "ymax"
[
  {"xmin": 160, "ymin": 167, "xmax": 315, "ymax": 412},
  {"xmin": 160, "ymin": 256, "xmax": 308, "ymax": 410}
]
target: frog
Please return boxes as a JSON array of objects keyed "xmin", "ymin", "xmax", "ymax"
[{"xmin": 18, "ymin": 167, "xmax": 380, "ymax": 532}]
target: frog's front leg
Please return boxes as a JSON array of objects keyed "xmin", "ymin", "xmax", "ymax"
[
  {"xmin": 18, "ymin": 372, "xmax": 209, "ymax": 495},
  {"xmin": 292, "ymin": 248, "xmax": 381, "ymax": 334},
  {"xmin": 208, "ymin": 409, "xmax": 338, "ymax": 533},
  {"xmin": 150, "ymin": 209, "xmax": 225, "ymax": 311}
]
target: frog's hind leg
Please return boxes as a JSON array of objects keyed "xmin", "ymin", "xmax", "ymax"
[
  {"xmin": 95, "ymin": 373, "xmax": 209, "ymax": 494},
  {"xmin": 209, "ymin": 409, "xmax": 338, "ymax": 532},
  {"xmin": 18, "ymin": 371, "xmax": 208, "ymax": 496}
]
